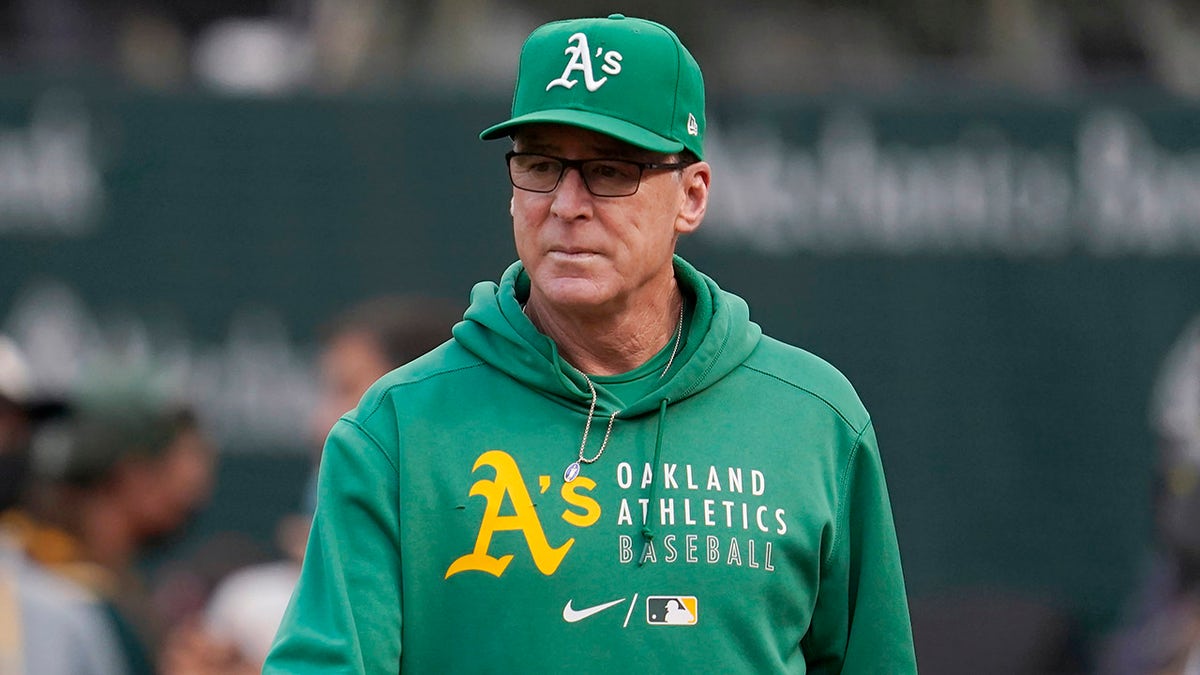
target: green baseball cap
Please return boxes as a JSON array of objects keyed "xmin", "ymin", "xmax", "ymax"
[{"xmin": 480, "ymin": 14, "xmax": 706, "ymax": 159}]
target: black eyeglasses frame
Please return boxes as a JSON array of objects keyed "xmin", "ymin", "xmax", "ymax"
[{"xmin": 505, "ymin": 151, "xmax": 695, "ymax": 198}]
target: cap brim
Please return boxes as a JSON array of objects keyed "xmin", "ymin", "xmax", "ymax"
[{"xmin": 480, "ymin": 109, "xmax": 685, "ymax": 155}]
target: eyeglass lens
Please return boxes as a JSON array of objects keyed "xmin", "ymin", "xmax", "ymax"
[{"xmin": 509, "ymin": 154, "xmax": 644, "ymax": 197}]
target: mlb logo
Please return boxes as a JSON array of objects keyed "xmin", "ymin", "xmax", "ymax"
[{"xmin": 646, "ymin": 596, "xmax": 698, "ymax": 625}]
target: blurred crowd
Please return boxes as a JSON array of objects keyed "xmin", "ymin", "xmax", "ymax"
[
  {"xmin": 1096, "ymin": 317, "xmax": 1200, "ymax": 675},
  {"xmin": 1, "ymin": 3, "xmax": 1199, "ymax": 674},
  {"xmin": 4, "ymin": 297, "xmax": 1200, "ymax": 674},
  {"xmin": 0, "ymin": 0, "xmax": 1198, "ymax": 97},
  {"xmin": 0, "ymin": 295, "xmax": 459, "ymax": 674}
]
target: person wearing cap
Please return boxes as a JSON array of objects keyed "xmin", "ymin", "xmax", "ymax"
[
  {"xmin": 265, "ymin": 14, "xmax": 915, "ymax": 674},
  {"xmin": 0, "ymin": 337, "xmax": 130, "ymax": 675},
  {"xmin": 7, "ymin": 381, "xmax": 216, "ymax": 675}
]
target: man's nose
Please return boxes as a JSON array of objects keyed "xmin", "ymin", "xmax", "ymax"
[{"xmin": 551, "ymin": 166, "xmax": 593, "ymax": 217}]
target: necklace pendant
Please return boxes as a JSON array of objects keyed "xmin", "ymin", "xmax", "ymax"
[{"xmin": 564, "ymin": 461, "xmax": 581, "ymax": 483}]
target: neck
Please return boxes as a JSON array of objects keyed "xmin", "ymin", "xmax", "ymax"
[{"xmin": 527, "ymin": 283, "xmax": 684, "ymax": 376}]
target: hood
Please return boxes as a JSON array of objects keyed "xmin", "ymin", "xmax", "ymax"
[{"xmin": 452, "ymin": 255, "xmax": 762, "ymax": 418}]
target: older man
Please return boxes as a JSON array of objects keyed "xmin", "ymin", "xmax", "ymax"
[{"xmin": 266, "ymin": 14, "xmax": 915, "ymax": 673}]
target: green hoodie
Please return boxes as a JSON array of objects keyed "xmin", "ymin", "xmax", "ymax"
[{"xmin": 265, "ymin": 257, "xmax": 916, "ymax": 674}]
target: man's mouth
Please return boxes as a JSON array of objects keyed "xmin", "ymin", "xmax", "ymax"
[{"xmin": 549, "ymin": 248, "xmax": 599, "ymax": 258}]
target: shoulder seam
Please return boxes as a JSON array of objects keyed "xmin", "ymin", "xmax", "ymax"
[
  {"xmin": 361, "ymin": 361, "xmax": 488, "ymax": 422},
  {"xmin": 825, "ymin": 418, "xmax": 872, "ymax": 567},
  {"xmin": 338, "ymin": 417, "xmax": 398, "ymax": 473},
  {"xmin": 348, "ymin": 360, "xmax": 488, "ymax": 470},
  {"xmin": 739, "ymin": 363, "xmax": 865, "ymax": 433}
]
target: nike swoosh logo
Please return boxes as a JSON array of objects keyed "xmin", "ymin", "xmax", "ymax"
[{"xmin": 562, "ymin": 597, "xmax": 626, "ymax": 623}]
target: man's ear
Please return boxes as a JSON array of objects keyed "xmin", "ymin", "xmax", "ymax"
[{"xmin": 675, "ymin": 162, "xmax": 710, "ymax": 235}]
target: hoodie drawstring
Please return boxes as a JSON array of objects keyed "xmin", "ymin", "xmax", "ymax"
[{"xmin": 639, "ymin": 398, "xmax": 670, "ymax": 564}]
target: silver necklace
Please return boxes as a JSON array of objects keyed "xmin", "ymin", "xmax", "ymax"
[{"xmin": 562, "ymin": 301, "xmax": 685, "ymax": 483}]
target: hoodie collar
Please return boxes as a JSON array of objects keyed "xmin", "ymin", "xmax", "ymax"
[{"xmin": 453, "ymin": 255, "xmax": 762, "ymax": 418}]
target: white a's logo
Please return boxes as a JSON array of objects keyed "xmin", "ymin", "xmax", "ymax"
[{"xmin": 546, "ymin": 33, "xmax": 623, "ymax": 92}]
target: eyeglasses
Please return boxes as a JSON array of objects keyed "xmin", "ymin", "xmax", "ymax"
[{"xmin": 506, "ymin": 151, "xmax": 694, "ymax": 198}]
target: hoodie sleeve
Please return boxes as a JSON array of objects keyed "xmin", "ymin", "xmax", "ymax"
[
  {"xmin": 801, "ymin": 420, "xmax": 917, "ymax": 673},
  {"xmin": 263, "ymin": 418, "xmax": 402, "ymax": 674}
]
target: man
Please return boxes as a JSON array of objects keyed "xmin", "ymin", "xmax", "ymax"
[
  {"xmin": 266, "ymin": 14, "xmax": 915, "ymax": 673},
  {"xmin": 1097, "ymin": 314, "xmax": 1200, "ymax": 674},
  {"xmin": 0, "ymin": 337, "xmax": 128, "ymax": 675},
  {"xmin": 12, "ymin": 379, "xmax": 216, "ymax": 674}
]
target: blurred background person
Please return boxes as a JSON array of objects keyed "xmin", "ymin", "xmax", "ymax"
[
  {"xmin": 5, "ymin": 372, "xmax": 216, "ymax": 675},
  {"xmin": 160, "ymin": 294, "xmax": 460, "ymax": 674},
  {"xmin": 1, "ymin": 337, "xmax": 131, "ymax": 675},
  {"xmin": 1098, "ymin": 315, "xmax": 1200, "ymax": 675},
  {"xmin": 305, "ymin": 294, "xmax": 465, "ymax": 468},
  {"xmin": 0, "ymin": 335, "xmax": 37, "ymax": 512}
]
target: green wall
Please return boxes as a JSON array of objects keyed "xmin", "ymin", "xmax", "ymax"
[{"xmin": 3, "ymin": 82, "xmax": 1198, "ymax": 646}]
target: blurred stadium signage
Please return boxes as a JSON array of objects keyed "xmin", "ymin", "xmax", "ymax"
[
  {"xmin": 1, "ymin": 90, "xmax": 1194, "ymax": 630},
  {"xmin": 3, "ymin": 283, "xmax": 317, "ymax": 451},
  {"xmin": 704, "ymin": 108, "xmax": 1200, "ymax": 256},
  {"xmin": 0, "ymin": 92, "xmax": 103, "ymax": 236}
]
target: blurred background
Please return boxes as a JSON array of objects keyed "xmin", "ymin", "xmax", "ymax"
[{"xmin": 1, "ymin": 0, "xmax": 1198, "ymax": 672}]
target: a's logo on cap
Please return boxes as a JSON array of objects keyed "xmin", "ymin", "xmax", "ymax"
[
  {"xmin": 646, "ymin": 595, "xmax": 698, "ymax": 625},
  {"xmin": 546, "ymin": 32, "xmax": 623, "ymax": 93},
  {"xmin": 687, "ymin": 113, "xmax": 699, "ymax": 136}
]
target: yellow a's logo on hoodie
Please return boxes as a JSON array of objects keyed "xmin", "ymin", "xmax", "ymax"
[{"xmin": 445, "ymin": 450, "xmax": 600, "ymax": 578}]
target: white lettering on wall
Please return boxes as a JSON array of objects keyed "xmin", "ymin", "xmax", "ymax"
[
  {"xmin": 703, "ymin": 108, "xmax": 1200, "ymax": 256},
  {"xmin": 3, "ymin": 282, "xmax": 316, "ymax": 451},
  {"xmin": 0, "ymin": 92, "xmax": 103, "ymax": 236}
]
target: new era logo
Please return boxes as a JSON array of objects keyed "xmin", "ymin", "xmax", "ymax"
[{"xmin": 646, "ymin": 595, "xmax": 697, "ymax": 625}]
